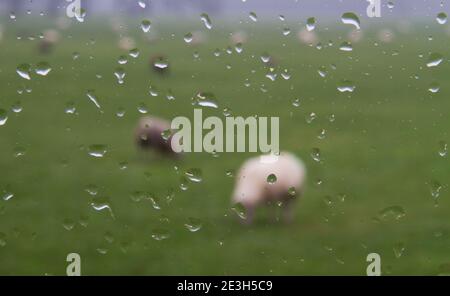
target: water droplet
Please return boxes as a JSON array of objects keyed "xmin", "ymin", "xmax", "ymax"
[
  {"xmin": 141, "ymin": 19, "xmax": 151, "ymax": 32},
  {"xmin": 138, "ymin": 1, "xmax": 147, "ymax": 8},
  {"xmin": 341, "ymin": 12, "xmax": 361, "ymax": 30},
  {"xmin": 430, "ymin": 180, "xmax": 442, "ymax": 204},
  {"xmin": 185, "ymin": 168, "xmax": 203, "ymax": 183},
  {"xmin": 317, "ymin": 129, "xmax": 326, "ymax": 139},
  {"xmin": 437, "ymin": 12, "xmax": 447, "ymax": 24},
  {"xmin": 428, "ymin": 82, "xmax": 440, "ymax": 93},
  {"xmin": 311, "ymin": 148, "xmax": 321, "ymax": 162},
  {"xmin": 118, "ymin": 55, "xmax": 128, "ymax": 65},
  {"xmin": 306, "ymin": 112, "xmax": 317, "ymax": 124},
  {"xmin": 153, "ymin": 57, "xmax": 169, "ymax": 69},
  {"xmin": 90, "ymin": 196, "xmax": 115, "ymax": 219},
  {"xmin": 2, "ymin": 191, "xmax": 14, "ymax": 201},
  {"xmin": 231, "ymin": 203, "xmax": 247, "ymax": 220},
  {"xmin": 114, "ymin": 67, "xmax": 126, "ymax": 84},
  {"xmin": 88, "ymin": 144, "xmax": 107, "ymax": 158},
  {"xmin": 184, "ymin": 217, "xmax": 203, "ymax": 232},
  {"xmin": 339, "ymin": 41, "xmax": 353, "ymax": 52},
  {"xmin": 249, "ymin": 12, "xmax": 257, "ymax": 22},
  {"xmin": 438, "ymin": 141, "xmax": 447, "ymax": 157},
  {"xmin": 378, "ymin": 206, "xmax": 406, "ymax": 221},
  {"xmin": 192, "ymin": 92, "xmax": 219, "ymax": 109},
  {"xmin": 306, "ymin": 17, "xmax": 316, "ymax": 31},
  {"xmin": 16, "ymin": 63, "xmax": 31, "ymax": 80},
  {"xmin": 393, "ymin": 242, "xmax": 405, "ymax": 258},
  {"xmin": 337, "ymin": 80, "xmax": 356, "ymax": 92},
  {"xmin": 184, "ymin": 32, "xmax": 193, "ymax": 43},
  {"xmin": 85, "ymin": 184, "xmax": 98, "ymax": 196},
  {"xmin": 151, "ymin": 228, "xmax": 170, "ymax": 241},
  {"xmin": 129, "ymin": 48, "xmax": 140, "ymax": 58},
  {"xmin": 0, "ymin": 109, "xmax": 8, "ymax": 126},
  {"xmin": 86, "ymin": 90, "xmax": 101, "ymax": 110},
  {"xmin": 292, "ymin": 98, "xmax": 301, "ymax": 107},
  {"xmin": 35, "ymin": 62, "xmax": 51, "ymax": 76},
  {"xmin": 288, "ymin": 187, "xmax": 297, "ymax": 197},
  {"xmin": 427, "ymin": 53, "xmax": 443, "ymax": 68},
  {"xmin": 267, "ymin": 173, "xmax": 277, "ymax": 184},
  {"xmin": 63, "ymin": 218, "xmax": 75, "ymax": 231},
  {"xmin": 200, "ymin": 13, "xmax": 212, "ymax": 30}
]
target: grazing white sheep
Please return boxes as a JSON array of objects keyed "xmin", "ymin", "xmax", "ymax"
[
  {"xmin": 135, "ymin": 116, "xmax": 180, "ymax": 157},
  {"xmin": 232, "ymin": 152, "xmax": 306, "ymax": 224},
  {"xmin": 297, "ymin": 28, "xmax": 319, "ymax": 45}
]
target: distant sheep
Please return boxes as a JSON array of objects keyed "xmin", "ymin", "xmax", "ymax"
[
  {"xmin": 38, "ymin": 29, "xmax": 60, "ymax": 55},
  {"xmin": 232, "ymin": 152, "xmax": 306, "ymax": 224},
  {"xmin": 135, "ymin": 116, "xmax": 179, "ymax": 157}
]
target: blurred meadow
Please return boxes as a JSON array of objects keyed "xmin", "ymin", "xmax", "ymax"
[{"xmin": 0, "ymin": 7, "xmax": 450, "ymax": 275}]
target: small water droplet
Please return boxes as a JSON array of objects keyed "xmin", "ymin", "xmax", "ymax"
[
  {"xmin": 151, "ymin": 228, "xmax": 170, "ymax": 241},
  {"xmin": 438, "ymin": 141, "xmax": 448, "ymax": 157},
  {"xmin": 311, "ymin": 148, "xmax": 321, "ymax": 162},
  {"xmin": 267, "ymin": 173, "xmax": 277, "ymax": 184},
  {"xmin": 231, "ymin": 203, "xmax": 247, "ymax": 220},
  {"xmin": 184, "ymin": 217, "xmax": 203, "ymax": 232}
]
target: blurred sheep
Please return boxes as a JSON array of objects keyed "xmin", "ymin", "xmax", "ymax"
[
  {"xmin": 38, "ymin": 29, "xmax": 60, "ymax": 55},
  {"xmin": 232, "ymin": 152, "xmax": 306, "ymax": 224},
  {"xmin": 135, "ymin": 116, "xmax": 179, "ymax": 157}
]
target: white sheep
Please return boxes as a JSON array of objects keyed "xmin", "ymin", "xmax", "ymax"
[{"xmin": 232, "ymin": 152, "xmax": 306, "ymax": 224}]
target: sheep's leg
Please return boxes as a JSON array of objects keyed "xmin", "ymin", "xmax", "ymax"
[
  {"xmin": 243, "ymin": 207, "xmax": 255, "ymax": 225},
  {"xmin": 281, "ymin": 199, "xmax": 295, "ymax": 223}
]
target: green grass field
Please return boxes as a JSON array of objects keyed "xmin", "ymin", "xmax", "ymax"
[{"xmin": 0, "ymin": 19, "xmax": 449, "ymax": 275}]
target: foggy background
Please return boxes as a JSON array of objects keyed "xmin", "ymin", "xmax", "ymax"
[{"xmin": 0, "ymin": 0, "xmax": 445, "ymax": 20}]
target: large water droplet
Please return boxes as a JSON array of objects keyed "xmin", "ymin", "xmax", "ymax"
[
  {"xmin": 185, "ymin": 168, "xmax": 203, "ymax": 183},
  {"xmin": 0, "ymin": 109, "xmax": 8, "ymax": 126},
  {"xmin": 249, "ymin": 12, "xmax": 257, "ymax": 22},
  {"xmin": 341, "ymin": 12, "xmax": 360, "ymax": 30},
  {"xmin": 437, "ymin": 12, "xmax": 447, "ymax": 24},
  {"xmin": 88, "ymin": 144, "xmax": 108, "ymax": 158},
  {"xmin": 86, "ymin": 90, "xmax": 101, "ymax": 110},
  {"xmin": 306, "ymin": 17, "xmax": 316, "ymax": 31},
  {"xmin": 35, "ymin": 62, "xmax": 51, "ymax": 76},
  {"xmin": 427, "ymin": 53, "xmax": 443, "ymax": 67},
  {"xmin": 16, "ymin": 63, "xmax": 31, "ymax": 80},
  {"xmin": 337, "ymin": 80, "xmax": 356, "ymax": 92},
  {"xmin": 141, "ymin": 19, "xmax": 151, "ymax": 32},
  {"xmin": 200, "ymin": 13, "xmax": 212, "ymax": 30}
]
